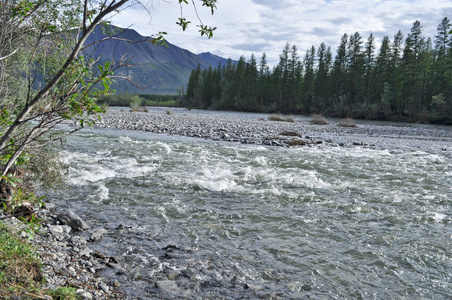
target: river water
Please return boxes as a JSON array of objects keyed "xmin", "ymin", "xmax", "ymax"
[{"xmin": 49, "ymin": 112, "xmax": 452, "ymax": 299}]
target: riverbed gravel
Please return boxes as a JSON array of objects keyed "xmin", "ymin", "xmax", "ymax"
[{"xmin": 92, "ymin": 108, "xmax": 452, "ymax": 147}]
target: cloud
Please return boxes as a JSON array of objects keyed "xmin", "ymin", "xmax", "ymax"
[{"xmin": 111, "ymin": 0, "xmax": 452, "ymax": 67}]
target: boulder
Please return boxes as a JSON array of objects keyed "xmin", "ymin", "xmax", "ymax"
[{"xmin": 58, "ymin": 210, "xmax": 89, "ymax": 231}]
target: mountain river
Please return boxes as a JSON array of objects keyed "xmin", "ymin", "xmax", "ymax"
[{"xmin": 48, "ymin": 111, "xmax": 452, "ymax": 299}]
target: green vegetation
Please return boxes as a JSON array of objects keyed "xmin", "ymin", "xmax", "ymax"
[
  {"xmin": 185, "ymin": 18, "xmax": 452, "ymax": 124},
  {"xmin": 0, "ymin": 223, "xmax": 81, "ymax": 299},
  {"xmin": 0, "ymin": 223, "xmax": 43, "ymax": 298},
  {"xmin": 100, "ymin": 94, "xmax": 180, "ymax": 107},
  {"xmin": 47, "ymin": 287, "xmax": 80, "ymax": 300}
]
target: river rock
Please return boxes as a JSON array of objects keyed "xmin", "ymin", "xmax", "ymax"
[
  {"xmin": 58, "ymin": 209, "xmax": 90, "ymax": 231},
  {"xmin": 90, "ymin": 228, "xmax": 107, "ymax": 241},
  {"xmin": 156, "ymin": 280, "xmax": 180, "ymax": 294},
  {"xmin": 49, "ymin": 225, "xmax": 64, "ymax": 237}
]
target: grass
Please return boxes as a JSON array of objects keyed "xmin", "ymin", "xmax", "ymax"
[
  {"xmin": 309, "ymin": 114, "xmax": 329, "ymax": 125},
  {"xmin": 337, "ymin": 118, "xmax": 358, "ymax": 127},
  {"xmin": 268, "ymin": 114, "xmax": 295, "ymax": 123},
  {"xmin": 47, "ymin": 287, "xmax": 79, "ymax": 300},
  {"xmin": 0, "ymin": 222, "xmax": 79, "ymax": 299},
  {"xmin": 0, "ymin": 222, "xmax": 43, "ymax": 299}
]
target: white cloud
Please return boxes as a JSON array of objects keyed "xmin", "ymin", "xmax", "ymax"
[{"xmin": 111, "ymin": 0, "xmax": 452, "ymax": 66}]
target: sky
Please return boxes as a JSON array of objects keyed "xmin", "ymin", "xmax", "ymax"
[{"xmin": 112, "ymin": 0, "xmax": 452, "ymax": 66}]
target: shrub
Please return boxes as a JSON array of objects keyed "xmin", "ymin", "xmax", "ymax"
[
  {"xmin": 129, "ymin": 95, "xmax": 143, "ymax": 111},
  {"xmin": 310, "ymin": 114, "xmax": 329, "ymax": 125},
  {"xmin": 268, "ymin": 114, "xmax": 295, "ymax": 122},
  {"xmin": 337, "ymin": 118, "xmax": 358, "ymax": 127}
]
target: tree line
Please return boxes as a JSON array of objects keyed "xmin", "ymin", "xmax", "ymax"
[{"xmin": 185, "ymin": 18, "xmax": 452, "ymax": 124}]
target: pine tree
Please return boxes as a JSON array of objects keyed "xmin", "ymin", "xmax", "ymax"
[
  {"xmin": 376, "ymin": 36, "xmax": 392, "ymax": 111},
  {"xmin": 346, "ymin": 32, "xmax": 364, "ymax": 106},
  {"xmin": 185, "ymin": 64, "xmax": 202, "ymax": 106},
  {"xmin": 434, "ymin": 17, "xmax": 451, "ymax": 96},
  {"xmin": 288, "ymin": 45, "xmax": 302, "ymax": 111},
  {"xmin": 364, "ymin": 33, "xmax": 376, "ymax": 105},
  {"xmin": 302, "ymin": 46, "xmax": 316, "ymax": 113},
  {"xmin": 258, "ymin": 52, "xmax": 270, "ymax": 107},
  {"xmin": 391, "ymin": 30, "xmax": 404, "ymax": 113},
  {"xmin": 315, "ymin": 42, "xmax": 331, "ymax": 110},
  {"xmin": 332, "ymin": 33, "xmax": 349, "ymax": 109},
  {"xmin": 401, "ymin": 20, "xmax": 425, "ymax": 117}
]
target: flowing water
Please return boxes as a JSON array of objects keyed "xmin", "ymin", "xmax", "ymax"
[{"xmin": 49, "ymin": 115, "xmax": 452, "ymax": 299}]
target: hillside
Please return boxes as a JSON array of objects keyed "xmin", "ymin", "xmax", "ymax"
[{"xmin": 83, "ymin": 25, "xmax": 233, "ymax": 94}]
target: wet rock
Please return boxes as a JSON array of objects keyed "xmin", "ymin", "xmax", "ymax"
[
  {"xmin": 167, "ymin": 271, "xmax": 181, "ymax": 280},
  {"xmin": 156, "ymin": 280, "xmax": 180, "ymax": 294},
  {"xmin": 58, "ymin": 209, "xmax": 89, "ymax": 231},
  {"xmin": 90, "ymin": 228, "xmax": 107, "ymax": 241}
]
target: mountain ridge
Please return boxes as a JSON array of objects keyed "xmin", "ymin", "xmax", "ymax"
[{"xmin": 84, "ymin": 25, "xmax": 235, "ymax": 94}]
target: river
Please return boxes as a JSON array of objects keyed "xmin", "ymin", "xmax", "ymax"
[{"xmin": 48, "ymin": 110, "xmax": 452, "ymax": 299}]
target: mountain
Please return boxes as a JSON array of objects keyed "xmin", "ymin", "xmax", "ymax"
[
  {"xmin": 197, "ymin": 52, "xmax": 233, "ymax": 68},
  {"xmin": 83, "ymin": 25, "xmax": 234, "ymax": 94}
]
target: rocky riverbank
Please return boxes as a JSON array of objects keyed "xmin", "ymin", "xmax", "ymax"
[
  {"xmin": 1, "ymin": 205, "xmax": 125, "ymax": 299},
  {"xmin": 92, "ymin": 108, "xmax": 452, "ymax": 147}
]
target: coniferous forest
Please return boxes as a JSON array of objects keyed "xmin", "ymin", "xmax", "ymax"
[{"xmin": 184, "ymin": 18, "xmax": 452, "ymax": 124}]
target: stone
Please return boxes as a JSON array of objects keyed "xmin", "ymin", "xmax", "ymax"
[
  {"xmin": 70, "ymin": 236, "xmax": 87, "ymax": 245},
  {"xmin": 61, "ymin": 225, "xmax": 72, "ymax": 233},
  {"xmin": 43, "ymin": 202, "xmax": 56, "ymax": 210},
  {"xmin": 99, "ymin": 283, "xmax": 109, "ymax": 293},
  {"xmin": 78, "ymin": 291, "xmax": 93, "ymax": 300},
  {"xmin": 49, "ymin": 225, "xmax": 64, "ymax": 237},
  {"xmin": 167, "ymin": 271, "xmax": 180, "ymax": 280},
  {"xmin": 58, "ymin": 209, "xmax": 89, "ymax": 231},
  {"xmin": 79, "ymin": 246, "xmax": 92, "ymax": 257},
  {"xmin": 156, "ymin": 280, "xmax": 180, "ymax": 294},
  {"xmin": 90, "ymin": 228, "xmax": 107, "ymax": 241}
]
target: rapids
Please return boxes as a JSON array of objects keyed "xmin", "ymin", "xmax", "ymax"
[{"xmin": 48, "ymin": 112, "xmax": 452, "ymax": 299}]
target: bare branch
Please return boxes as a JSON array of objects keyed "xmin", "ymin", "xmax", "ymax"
[{"xmin": 0, "ymin": 48, "xmax": 19, "ymax": 61}]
